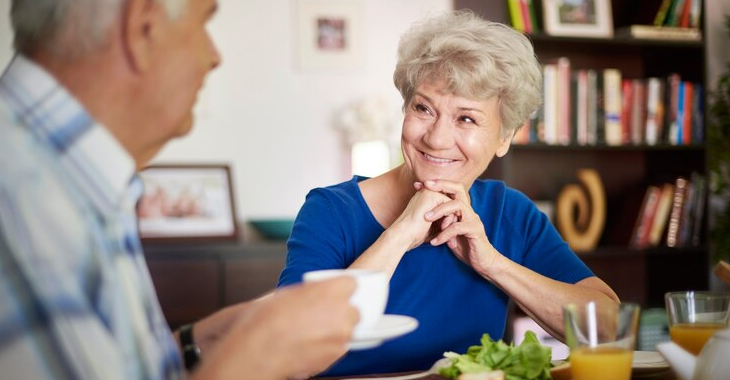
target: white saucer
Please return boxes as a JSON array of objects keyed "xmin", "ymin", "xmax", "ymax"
[{"xmin": 349, "ymin": 314, "xmax": 418, "ymax": 350}]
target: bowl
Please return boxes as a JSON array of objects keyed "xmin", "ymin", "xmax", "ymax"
[{"xmin": 249, "ymin": 219, "xmax": 295, "ymax": 240}]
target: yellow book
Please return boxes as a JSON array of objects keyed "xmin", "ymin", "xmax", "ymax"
[{"xmin": 507, "ymin": 0, "xmax": 525, "ymax": 32}]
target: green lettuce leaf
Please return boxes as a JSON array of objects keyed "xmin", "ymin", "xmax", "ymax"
[{"xmin": 438, "ymin": 331, "xmax": 553, "ymax": 380}]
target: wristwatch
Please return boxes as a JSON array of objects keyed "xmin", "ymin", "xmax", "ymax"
[{"xmin": 179, "ymin": 323, "xmax": 201, "ymax": 370}]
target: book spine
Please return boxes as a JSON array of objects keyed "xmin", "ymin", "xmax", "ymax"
[
  {"xmin": 587, "ymin": 69, "xmax": 599, "ymax": 146},
  {"xmin": 690, "ymin": 0, "xmax": 703, "ymax": 28},
  {"xmin": 631, "ymin": 80, "xmax": 647, "ymax": 145},
  {"xmin": 543, "ymin": 64, "xmax": 558, "ymax": 145},
  {"xmin": 666, "ymin": 73, "xmax": 681, "ymax": 145},
  {"xmin": 508, "ymin": 0, "xmax": 525, "ymax": 32},
  {"xmin": 690, "ymin": 172, "xmax": 706, "ymax": 246},
  {"xmin": 691, "ymin": 83, "xmax": 704, "ymax": 143},
  {"xmin": 679, "ymin": 0, "xmax": 693, "ymax": 27},
  {"xmin": 526, "ymin": 0, "xmax": 540, "ymax": 33},
  {"xmin": 666, "ymin": 0, "xmax": 685, "ymax": 26},
  {"xmin": 674, "ymin": 81, "xmax": 685, "ymax": 145},
  {"xmin": 632, "ymin": 186, "xmax": 661, "ymax": 249},
  {"xmin": 682, "ymin": 81, "xmax": 693, "ymax": 145},
  {"xmin": 519, "ymin": 0, "xmax": 532, "ymax": 33},
  {"xmin": 654, "ymin": 0, "xmax": 674, "ymax": 26},
  {"xmin": 621, "ymin": 79, "xmax": 633, "ymax": 145},
  {"xmin": 645, "ymin": 77, "xmax": 661, "ymax": 145},
  {"xmin": 557, "ymin": 57, "xmax": 571, "ymax": 145},
  {"xmin": 603, "ymin": 69, "xmax": 623, "ymax": 146},
  {"xmin": 667, "ymin": 177, "xmax": 688, "ymax": 247},
  {"xmin": 577, "ymin": 70, "xmax": 589, "ymax": 146},
  {"xmin": 649, "ymin": 183, "xmax": 675, "ymax": 247}
]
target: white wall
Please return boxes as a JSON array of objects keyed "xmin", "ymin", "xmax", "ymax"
[
  {"xmin": 156, "ymin": 0, "xmax": 452, "ymax": 221},
  {"xmin": 0, "ymin": 0, "xmax": 451, "ymax": 222}
]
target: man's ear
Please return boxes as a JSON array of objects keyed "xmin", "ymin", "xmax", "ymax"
[{"xmin": 122, "ymin": 0, "xmax": 166, "ymax": 72}]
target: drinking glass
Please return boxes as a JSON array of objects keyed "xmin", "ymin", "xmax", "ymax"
[
  {"xmin": 563, "ymin": 302, "xmax": 640, "ymax": 380},
  {"xmin": 665, "ymin": 291, "xmax": 730, "ymax": 355}
]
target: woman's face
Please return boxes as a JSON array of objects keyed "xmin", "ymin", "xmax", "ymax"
[{"xmin": 401, "ymin": 81, "xmax": 511, "ymax": 187}]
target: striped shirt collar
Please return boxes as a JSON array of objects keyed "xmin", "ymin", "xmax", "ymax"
[{"xmin": 0, "ymin": 54, "xmax": 136, "ymax": 215}]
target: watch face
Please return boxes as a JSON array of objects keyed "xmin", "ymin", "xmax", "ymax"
[{"xmin": 184, "ymin": 345, "xmax": 201, "ymax": 369}]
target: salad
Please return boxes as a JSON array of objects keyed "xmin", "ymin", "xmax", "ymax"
[{"xmin": 439, "ymin": 331, "xmax": 553, "ymax": 380}]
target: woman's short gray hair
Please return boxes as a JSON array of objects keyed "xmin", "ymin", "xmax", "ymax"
[
  {"xmin": 393, "ymin": 10, "xmax": 542, "ymax": 140},
  {"xmin": 11, "ymin": 0, "xmax": 189, "ymax": 59}
]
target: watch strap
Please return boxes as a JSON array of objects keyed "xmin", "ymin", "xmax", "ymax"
[{"xmin": 179, "ymin": 323, "xmax": 201, "ymax": 370}]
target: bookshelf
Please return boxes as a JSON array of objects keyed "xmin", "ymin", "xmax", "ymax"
[{"xmin": 456, "ymin": 0, "xmax": 710, "ymax": 307}]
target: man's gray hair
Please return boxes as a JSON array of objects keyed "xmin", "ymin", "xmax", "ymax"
[{"xmin": 11, "ymin": 0, "xmax": 189, "ymax": 59}]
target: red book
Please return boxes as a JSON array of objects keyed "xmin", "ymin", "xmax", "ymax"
[
  {"xmin": 621, "ymin": 79, "xmax": 633, "ymax": 145},
  {"xmin": 519, "ymin": 0, "xmax": 532, "ymax": 33},
  {"xmin": 682, "ymin": 82, "xmax": 693, "ymax": 145},
  {"xmin": 679, "ymin": 0, "xmax": 692, "ymax": 27},
  {"xmin": 631, "ymin": 186, "xmax": 662, "ymax": 249}
]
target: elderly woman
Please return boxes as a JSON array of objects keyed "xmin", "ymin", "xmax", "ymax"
[{"xmin": 278, "ymin": 10, "xmax": 619, "ymax": 376}]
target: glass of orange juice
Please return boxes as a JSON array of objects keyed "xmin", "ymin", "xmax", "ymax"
[
  {"xmin": 563, "ymin": 302, "xmax": 640, "ymax": 380},
  {"xmin": 665, "ymin": 291, "xmax": 730, "ymax": 355}
]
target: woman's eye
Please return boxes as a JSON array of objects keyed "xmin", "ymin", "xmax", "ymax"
[
  {"xmin": 414, "ymin": 103, "xmax": 431, "ymax": 115},
  {"xmin": 458, "ymin": 115, "xmax": 476, "ymax": 124}
]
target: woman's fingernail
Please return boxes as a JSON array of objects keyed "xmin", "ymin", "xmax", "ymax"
[
  {"xmin": 425, "ymin": 180, "xmax": 435, "ymax": 186},
  {"xmin": 425, "ymin": 211, "xmax": 434, "ymax": 219}
]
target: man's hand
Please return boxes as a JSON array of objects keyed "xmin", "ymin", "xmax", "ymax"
[{"xmin": 191, "ymin": 276, "xmax": 358, "ymax": 380}]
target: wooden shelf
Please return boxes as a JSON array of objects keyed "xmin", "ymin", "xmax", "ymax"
[
  {"xmin": 526, "ymin": 32, "xmax": 704, "ymax": 48},
  {"xmin": 511, "ymin": 143, "xmax": 706, "ymax": 152}
]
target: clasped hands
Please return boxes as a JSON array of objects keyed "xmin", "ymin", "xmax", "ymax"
[{"xmin": 395, "ymin": 179, "xmax": 498, "ymax": 278}]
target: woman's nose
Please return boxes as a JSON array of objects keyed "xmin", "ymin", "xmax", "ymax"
[{"xmin": 422, "ymin": 117, "xmax": 455, "ymax": 149}]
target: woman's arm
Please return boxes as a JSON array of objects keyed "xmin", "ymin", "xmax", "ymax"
[{"xmin": 420, "ymin": 179, "xmax": 619, "ymax": 340}]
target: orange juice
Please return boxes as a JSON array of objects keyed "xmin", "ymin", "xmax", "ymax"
[
  {"xmin": 669, "ymin": 323, "xmax": 724, "ymax": 355},
  {"xmin": 570, "ymin": 347, "xmax": 632, "ymax": 380}
]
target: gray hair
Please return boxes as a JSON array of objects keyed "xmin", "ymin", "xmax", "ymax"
[
  {"xmin": 11, "ymin": 0, "xmax": 189, "ymax": 59},
  {"xmin": 393, "ymin": 10, "xmax": 542, "ymax": 140}
]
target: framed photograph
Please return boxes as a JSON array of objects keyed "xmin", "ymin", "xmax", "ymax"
[
  {"xmin": 136, "ymin": 164, "xmax": 238, "ymax": 243},
  {"xmin": 542, "ymin": 0, "xmax": 613, "ymax": 38},
  {"xmin": 295, "ymin": 0, "xmax": 365, "ymax": 70}
]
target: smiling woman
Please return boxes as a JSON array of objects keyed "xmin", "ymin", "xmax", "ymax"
[{"xmin": 277, "ymin": 9, "xmax": 619, "ymax": 377}]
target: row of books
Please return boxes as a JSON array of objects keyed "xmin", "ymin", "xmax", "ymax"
[
  {"xmin": 507, "ymin": 0, "xmax": 539, "ymax": 34},
  {"xmin": 512, "ymin": 58, "xmax": 704, "ymax": 147},
  {"xmin": 630, "ymin": 173, "xmax": 706, "ymax": 250},
  {"xmin": 653, "ymin": 0, "xmax": 702, "ymax": 28}
]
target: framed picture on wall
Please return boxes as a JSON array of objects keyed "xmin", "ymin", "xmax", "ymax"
[
  {"xmin": 542, "ymin": 0, "xmax": 613, "ymax": 38},
  {"xmin": 295, "ymin": 0, "xmax": 365, "ymax": 70},
  {"xmin": 136, "ymin": 164, "xmax": 238, "ymax": 243}
]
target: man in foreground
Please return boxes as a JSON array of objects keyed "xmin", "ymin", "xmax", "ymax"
[{"xmin": 0, "ymin": 0, "xmax": 358, "ymax": 379}]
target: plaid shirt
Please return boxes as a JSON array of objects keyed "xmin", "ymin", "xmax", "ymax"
[{"xmin": 0, "ymin": 55, "xmax": 184, "ymax": 379}]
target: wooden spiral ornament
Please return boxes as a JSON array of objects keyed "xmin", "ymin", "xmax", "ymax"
[{"xmin": 556, "ymin": 169, "xmax": 606, "ymax": 253}]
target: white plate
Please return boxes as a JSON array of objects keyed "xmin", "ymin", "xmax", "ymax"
[
  {"xmin": 349, "ymin": 314, "xmax": 418, "ymax": 350},
  {"xmin": 632, "ymin": 350, "xmax": 671, "ymax": 377}
]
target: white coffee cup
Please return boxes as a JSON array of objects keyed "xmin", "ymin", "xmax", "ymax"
[{"xmin": 303, "ymin": 269, "xmax": 388, "ymax": 333}]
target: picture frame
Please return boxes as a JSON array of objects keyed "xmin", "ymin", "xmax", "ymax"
[
  {"xmin": 542, "ymin": 0, "xmax": 613, "ymax": 39},
  {"xmin": 295, "ymin": 0, "xmax": 365, "ymax": 70},
  {"xmin": 136, "ymin": 164, "xmax": 238, "ymax": 243}
]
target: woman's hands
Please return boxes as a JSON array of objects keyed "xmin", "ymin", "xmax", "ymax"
[
  {"xmin": 415, "ymin": 179, "xmax": 498, "ymax": 278},
  {"xmin": 389, "ymin": 185, "xmax": 453, "ymax": 251}
]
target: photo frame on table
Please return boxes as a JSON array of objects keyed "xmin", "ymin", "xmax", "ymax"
[
  {"xmin": 136, "ymin": 164, "xmax": 238, "ymax": 243},
  {"xmin": 542, "ymin": 0, "xmax": 613, "ymax": 38},
  {"xmin": 295, "ymin": 0, "xmax": 365, "ymax": 71}
]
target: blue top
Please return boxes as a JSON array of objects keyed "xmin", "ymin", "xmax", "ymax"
[
  {"xmin": 278, "ymin": 176, "xmax": 593, "ymax": 376},
  {"xmin": 0, "ymin": 55, "xmax": 182, "ymax": 379}
]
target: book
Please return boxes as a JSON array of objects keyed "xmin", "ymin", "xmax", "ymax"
[
  {"xmin": 519, "ymin": 0, "xmax": 532, "ymax": 33},
  {"xmin": 621, "ymin": 79, "xmax": 633, "ymax": 145},
  {"xmin": 691, "ymin": 83, "xmax": 704, "ymax": 143},
  {"xmin": 665, "ymin": 0, "xmax": 685, "ymax": 26},
  {"xmin": 617, "ymin": 25, "xmax": 701, "ymax": 41},
  {"xmin": 689, "ymin": 172, "xmax": 706, "ymax": 246},
  {"xmin": 654, "ymin": 0, "xmax": 674, "ymax": 26},
  {"xmin": 666, "ymin": 177, "xmax": 689, "ymax": 247},
  {"xmin": 690, "ymin": 0, "xmax": 703, "ymax": 28},
  {"xmin": 679, "ymin": 0, "xmax": 692, "ymax": 27},
  {"xmin": 649, "ymin": 183, "xmax": 675, "ymax": 247},
  {"xmin": 682, "ymin": 81, "xmax": 693, "ymax": 145},
  {"xmin": 556, "ymin": 57, "xmax": 571, "ymax": 145},
  {"xmin": 508, "ymin": 0, "xmax": 525, "ymax": 32},
  {"xmin": 543, "ymin": 63, "xmax": 558, "ymax": 145},
  {"xmin": 587, "ymin": 69, "xmax": 599, "ymax": 145},
  {"xmin": 631, "ymin": 186, "xmax": 662, "ymax": 249},
  {"xmin": 603, "ymin": 69, "xmax": 623, "ymax": 146},
  {"xmin": 631, "ymin": 79, "xmax": 647, "ymax": 145},
  {"xmin": 645, "ymin": 77, "xmax": 665, "ymax": 145}
]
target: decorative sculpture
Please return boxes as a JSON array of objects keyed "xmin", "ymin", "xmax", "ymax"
[{"xmin": 555, "ymin": 169, "xmax": 606, "ymax": 253}]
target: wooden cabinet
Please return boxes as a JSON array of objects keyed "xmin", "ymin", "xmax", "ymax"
[
  {"xmin": 456, "ymin": 0, "xmax": 710, "ymax": 307},
  {"xmin": 144, "ymin": 242, "xmax": 287, "ymax": 329}
]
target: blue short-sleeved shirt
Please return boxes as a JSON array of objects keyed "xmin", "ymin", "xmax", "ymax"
[{"xmin": 278, "ymin": 176, "xmax": 593, "ymax": 376}]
